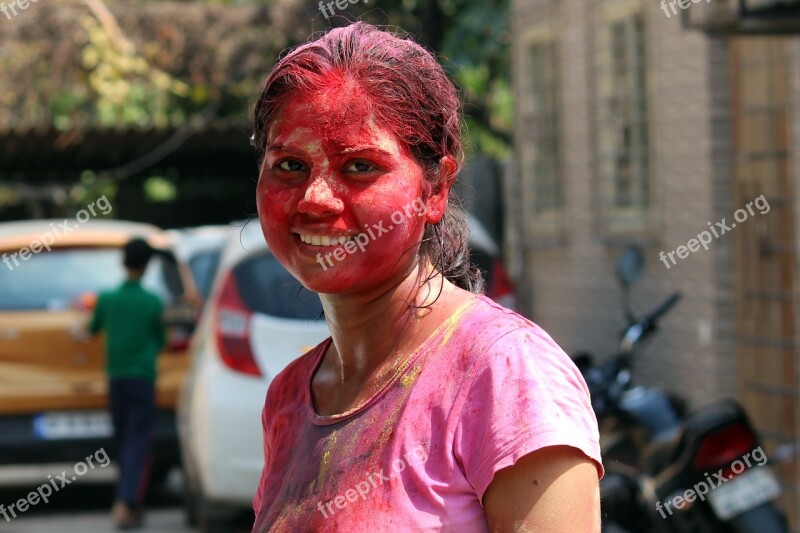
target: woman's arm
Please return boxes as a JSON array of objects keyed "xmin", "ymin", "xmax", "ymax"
[{"xmin": 483, "ymin": 445, "xmax": 600, "ymax": 532}]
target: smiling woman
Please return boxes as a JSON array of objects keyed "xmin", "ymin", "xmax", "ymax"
[{"xmin": 249, "ymin": 22, "xmax": 603, "ymax": 532}]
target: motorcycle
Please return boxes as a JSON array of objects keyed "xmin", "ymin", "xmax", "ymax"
[{"xmin": 576, "ymin": 245, "xmax": 787, "ymax": 532}]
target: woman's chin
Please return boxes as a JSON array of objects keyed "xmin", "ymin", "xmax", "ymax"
[
  {"xmin": 283, "ymin": 246, "xmax": 417, "ymax": 296},
  {"xmin": 293, "ymin": 268, "xmax": 364, "ymax": 295},
  {"xmin": 293, "ymin": 264, "xmax": 402, "ymax": 296}
]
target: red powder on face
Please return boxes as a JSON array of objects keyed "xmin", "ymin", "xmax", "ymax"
[
  {"xmin": 250, "ymin": 22, "xmax": 481, "ymax": 293},
  {"xmin": 256, "ymin": 75, "xmax": 431, "ymax": 295}
]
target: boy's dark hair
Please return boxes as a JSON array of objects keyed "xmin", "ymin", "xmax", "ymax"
[{"xmin": 123, "ymin": 238, "xmax": 154, "ymax": 271}]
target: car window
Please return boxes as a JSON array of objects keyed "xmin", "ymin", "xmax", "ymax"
[
  {"xmin": 143, "ymin": 253, "xmax": 184, "ymax": 305},
  {"xmin": 189, "ymin": 250, "xmax": 222, "ymax": 300},
  {"xmin": 0, "ymin": 247, "xmax": 183, "ymax": 311},
  {"xmin": 233, "ymin": 251, "xmax": 323, "ymax": 320}
]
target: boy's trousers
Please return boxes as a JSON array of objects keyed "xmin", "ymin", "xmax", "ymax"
[{"xmin": 109, "ymin": 377, "xmax": 155, "ymax": 506}]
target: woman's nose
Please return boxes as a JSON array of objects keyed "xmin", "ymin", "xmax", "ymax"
[{"xmin": 297, "ymin": 173, "xmax": 344, "ymax": 216}]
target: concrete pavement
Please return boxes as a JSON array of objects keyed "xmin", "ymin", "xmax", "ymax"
[{"xmin": 0, "ymin": 464, "xmax": 251, "ymax": 532}]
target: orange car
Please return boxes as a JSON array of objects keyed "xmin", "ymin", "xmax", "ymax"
[{"xmin": 0, "ymin": 219, "xmax": 198, "ymax": 482}]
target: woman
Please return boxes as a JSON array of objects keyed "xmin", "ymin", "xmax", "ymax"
[{"xmin": 251, "ymin": 22, "xmax": 602, "ymax": 532}]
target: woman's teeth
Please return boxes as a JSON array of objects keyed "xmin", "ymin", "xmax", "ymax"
[{"xmin": 298, "ymin": 234, "xmax": 354, "ymax": 246}]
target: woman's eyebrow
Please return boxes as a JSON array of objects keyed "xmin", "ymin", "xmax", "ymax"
[
  {"xmin": 266, "ymin": 144, "xmax": 304, "ymax": 154},
  {"xmin": 267, "ymin": 143, "xmax": 394, "ymax": 158},
  {"xmin": 335, "ymin": 146, "xmax": 393, "ymax": 157}
]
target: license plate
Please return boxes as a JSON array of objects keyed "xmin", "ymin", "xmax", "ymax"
[
  {"xmin": 707, "ymin": 467, "xmax": 781, "ymax": 520},
  {"xmin": 33, "ymin": 411, "xmax": 112, "ymax": 440}
]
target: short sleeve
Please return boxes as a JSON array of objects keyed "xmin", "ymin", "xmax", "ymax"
[{"xmin": 453, "ymin": 325, "xmax": 603, "ymax": 502}]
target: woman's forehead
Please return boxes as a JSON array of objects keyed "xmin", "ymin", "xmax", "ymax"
[{"xmin": 267, "ymin": 90, "xmax": 408, "ymax": 157}]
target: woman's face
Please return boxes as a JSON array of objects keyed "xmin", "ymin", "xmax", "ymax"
[{"xmin": 256, "ymin": 78, "xmax": 442, "ymax": 294}]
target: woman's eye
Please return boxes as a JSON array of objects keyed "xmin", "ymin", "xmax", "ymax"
[
  {"xmin": 344, "ymin": 161, "xmax": 377, "ymax": 173},
  {"xmin": 277, "ymin": 159, "xmax": 306, "ymax": 172}
]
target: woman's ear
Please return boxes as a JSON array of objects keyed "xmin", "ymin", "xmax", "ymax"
[{"xmin": 425, "ymin": 156, "xmax": 458, "ymax": 225}]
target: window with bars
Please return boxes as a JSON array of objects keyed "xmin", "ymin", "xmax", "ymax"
[
  {"xmin": 519, "ymin": 28, "xmax": 561, "ymax": 238},
  {"xmin": 526, "ymin": 41, "xmax": 560, "ymax": 213},
  {"xmin": 596, "ymin": 6, "xmax": 650, "ymax": 232}
]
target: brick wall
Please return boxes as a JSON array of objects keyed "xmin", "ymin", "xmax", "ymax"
[{"xmin": 509, "ymin": 0, "xmax": 737, "ymax": 406}]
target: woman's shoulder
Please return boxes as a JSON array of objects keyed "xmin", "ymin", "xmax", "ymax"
[
  {"xmin": 451, "ymin": 294, "xmax": 576, "ymax": 375},
  {"xmin": 447, "ymin": 296, "xmax": 603, "ymax": 488},
  {"xmin": 458, "ymin": 294, "xmax": 547, "ymax": 344}
]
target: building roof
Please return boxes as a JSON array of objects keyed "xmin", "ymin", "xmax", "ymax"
[{"xmin": 0, "ymin": 124, "xmax": 257, "ymax": 182}]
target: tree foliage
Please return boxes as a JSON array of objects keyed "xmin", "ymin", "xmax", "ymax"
[
  {"xmin": 1, "ymin": 0, "xmax": 511, "ymax": 156},
  {"xmin": 0, "ymin": 0, "xmax": 511, "ymax": 217},
  {"xmin": 360, "ymin": 0, "xmax": 513, "ymax": 158}
]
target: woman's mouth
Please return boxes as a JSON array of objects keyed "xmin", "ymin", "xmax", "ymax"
[{"xmin": 296, "ymin": 234, "xmax": 355, "ymax": 247}]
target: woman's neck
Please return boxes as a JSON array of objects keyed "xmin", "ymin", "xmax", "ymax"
[{"xmin": 317, "ymin": 261, "xmax": 451, "ymax": 383}]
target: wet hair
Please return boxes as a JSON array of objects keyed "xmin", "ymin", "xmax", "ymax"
[
  {"xmin": 123, "ymin": 238, "xmax": 154, "ymax": 271},
  {"xmin": 251, "ymin": 21, "xmax": 484, "ymax": 294}
]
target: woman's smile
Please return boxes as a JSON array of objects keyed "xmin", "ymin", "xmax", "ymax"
[{"xmin": 296, "ymin": 234, "xmax": 356, "ymax": 246}]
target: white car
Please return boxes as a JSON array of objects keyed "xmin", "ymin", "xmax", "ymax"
[
  {"xmin": 167, "ymin": 225, "xmax": 229, "ymax": 303},
  {"xmin": 178, "ymin": 220, "xmax": 329, "ymax": 530},
  {"xmin": 178, "ymin": 215, "xmax": 516, "ymax": 530}
]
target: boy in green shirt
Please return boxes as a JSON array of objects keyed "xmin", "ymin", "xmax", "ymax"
[{"xmin": 90, "ymin": 238, "xmax": 164, "ymax": 529}]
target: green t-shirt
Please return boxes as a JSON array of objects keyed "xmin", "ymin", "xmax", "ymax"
[{"xmin": 89, "ymin": 279, "xmax": 165, "ymax": 380}]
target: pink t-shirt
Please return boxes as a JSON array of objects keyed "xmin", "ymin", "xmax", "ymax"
[{"xmin": 253, "ymin": 295, "xmax": 603, "ymax": 531}]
